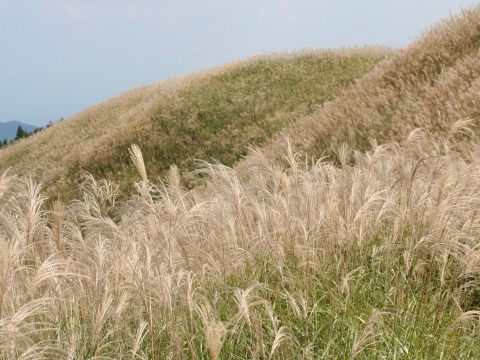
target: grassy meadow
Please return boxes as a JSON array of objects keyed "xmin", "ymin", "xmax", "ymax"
[
  {"xmin": 254, "ymin": 6, "xmax": 480, "ymax": 165},
  {"xmin": 0, "ymin": 48, "xmax": 387, "ymax": 201},
  {"xmin": 2, "ymin": 5, "xmax": 480, "ymax": 360}
]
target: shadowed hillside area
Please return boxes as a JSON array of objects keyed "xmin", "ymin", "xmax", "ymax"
[
  {"xmin": 0, "ymin": 49, "xmax": 387, "ymax": 201},
  {"xmin": 3, "ymin": 5, "xmax": 480, "ymax": 359}
]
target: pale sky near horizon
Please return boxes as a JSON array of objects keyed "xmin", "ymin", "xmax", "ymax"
[{"xmin": 0, "ymin": 0, "xmax": 477, "ymax": 127}]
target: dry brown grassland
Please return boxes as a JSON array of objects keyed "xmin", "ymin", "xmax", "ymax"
[
  {"xmin": 254, "ymin": 6, "xmax": 480, "ymax": 165},
  {"xmin": 1, "ymin": 4, "xmax": 480, "ymax": 359},
  {"xmin": 2, "ymin": 120, "xmax": 480, "ymax": 358}
]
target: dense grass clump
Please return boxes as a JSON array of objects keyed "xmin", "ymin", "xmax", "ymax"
[{"xmin": 1, "ymin": 121, "xmax": 480, "ymax": 358}]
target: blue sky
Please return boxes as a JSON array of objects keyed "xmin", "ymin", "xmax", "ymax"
[{"xmin": 0, "ymin": 0, "xmax": 476, "ymax": 127}]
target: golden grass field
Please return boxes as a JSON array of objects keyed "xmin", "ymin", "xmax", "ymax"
[{"xmin": 1, "ymin": 5, "xmax": 480, "ymax": 359}]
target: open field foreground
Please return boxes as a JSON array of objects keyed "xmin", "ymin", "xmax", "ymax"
[
  {"xmin": 2, "ymin": 4, "xmax": 480, "ymax": 360},
  {"xmin": 1, "ymin": 122, "xmax": 480, "ymax": 358}
]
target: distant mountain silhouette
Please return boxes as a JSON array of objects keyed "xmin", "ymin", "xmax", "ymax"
[{"xmin": 0, "ymin": 121, "xmax": 38, "ymax": 141}]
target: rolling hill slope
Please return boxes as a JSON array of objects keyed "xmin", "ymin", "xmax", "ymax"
[
  {"xmin": 253, "ymin": 6, "xmax": 480, "ymax": 164},
  {"xmin": 4, "ymin": 5, "xmax": 480, "ymax": 359},
  {"xmin": 0, "ymin": 49, "xmax": 388, "ymax": 200}
]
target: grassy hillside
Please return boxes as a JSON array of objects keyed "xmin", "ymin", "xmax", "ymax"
[
  {"xmin": 252, "ymin": 6, "xmax": 480, "ymax": 165},
  {"xmin": 0, "ymin": 49, "xmax": 387, "ymax": 201},
  {"xmin": 3, "ymin": 5, "xmax": 480, "ymax": 359},
  {"xmin": 3, "ymin": 123, "xmax": 480, "ymax": 359}
]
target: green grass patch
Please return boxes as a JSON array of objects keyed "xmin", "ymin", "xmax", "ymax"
[{"xmin": 71, "ymin": 53, "xmax": 385, "ymax": 197}]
